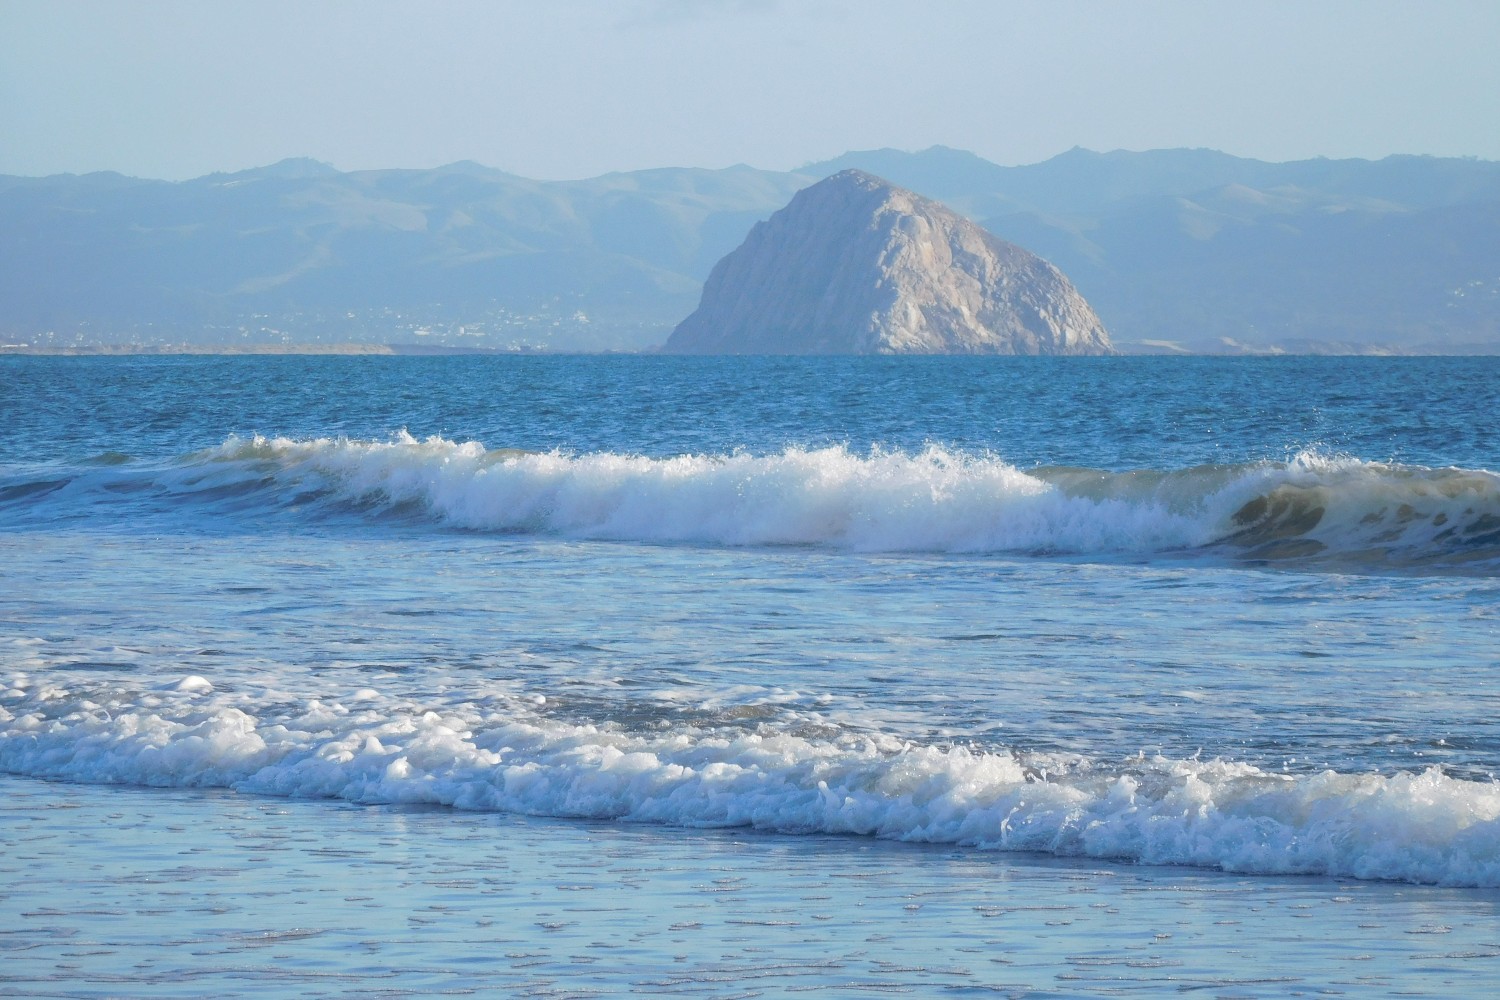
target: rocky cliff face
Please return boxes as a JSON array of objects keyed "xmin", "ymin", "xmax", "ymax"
[{"xmin": 664, "ymin": 170, "xmax": 1113, "ymax": 355}]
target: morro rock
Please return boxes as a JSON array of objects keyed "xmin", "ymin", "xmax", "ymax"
[{"xmin": 664, "ymin": 170, "xmax": 1113, "ymax": 355}]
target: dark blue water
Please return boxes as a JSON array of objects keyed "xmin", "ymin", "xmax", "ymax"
[{"xmin": 6, "ymin": 354, "xmax": 1497, "ymax": 468}]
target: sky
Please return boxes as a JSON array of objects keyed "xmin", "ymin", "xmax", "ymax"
[{"xmin": 3, "ymin": 0, "xmax": 1499, "ymax": 181}]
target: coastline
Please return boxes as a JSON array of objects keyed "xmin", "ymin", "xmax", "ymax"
[
  {"xmin": 0, "ymin": 343, "xmax": 566, "ymax": 357},
  {"xmin": 6, "ymin": 341, "xmax": 1500, "ymax": 357}
]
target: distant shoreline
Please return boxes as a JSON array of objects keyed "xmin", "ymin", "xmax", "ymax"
[
  {"xmin": 4, "ymin": 342, "xmax": 1498, "ymax": 358},
  {"xmin": 0, "ymin": 343, "xmax": 582, "ymax": 357}
]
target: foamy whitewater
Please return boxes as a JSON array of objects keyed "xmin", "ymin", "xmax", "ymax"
[
  {"xmin": 197, "ymin": 433, "xmax": 1500, "ymax": 565},
  {"xmin": 10, "ymin": 432, "xmax": 1498, "ymax": 570},
  {"xmin": 5, "ymin": 669, "xmax": 1500, "ymax": 886},
  {"xmin": 3, "ymin": 354, "xmax": 1500, "ymax": 906}
]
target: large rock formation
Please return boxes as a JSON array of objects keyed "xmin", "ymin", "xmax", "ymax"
[{"xmin": 664, "ymin": 170, "xmax": 1113, "ymax": 355}]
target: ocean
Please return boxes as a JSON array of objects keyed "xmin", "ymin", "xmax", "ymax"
[{"xmin": 3, "ymin": 354, "xmax": 1499, "ymax": 997}]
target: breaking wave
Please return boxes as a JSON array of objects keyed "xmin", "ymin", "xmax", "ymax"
[
  {"xmin": 3, "ymin": 671, "xmax": 1497, "ymax": 886},
  {"xmin": 3, "ymin": 433, "xmax": 1498, "ymax": 572}
]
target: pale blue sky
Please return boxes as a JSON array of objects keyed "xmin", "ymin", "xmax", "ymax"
[{"xmin": 3, "ymin": 0, "xmax": 1498, "ymax": 180}]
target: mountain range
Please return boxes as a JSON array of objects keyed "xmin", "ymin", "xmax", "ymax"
[{"xmin": 3, "ymin": 146, "xmax": 1498, "ymax": 353}]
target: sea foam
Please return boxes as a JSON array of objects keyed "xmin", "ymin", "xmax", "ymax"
[
  {"xmin": 4, "ymin": 672, "xmax": 1498, "ymax": 886},
  {"xmin": 208, "ymin": 434, "xmax": 1500, "ymax": 569},
  {"xmin": 207, "ymin": 432, "xmax": 1205, "ymax": 553},
  {"xmin": 5, "ymin": 433, "xmax": 1498, "ymax": 571}
]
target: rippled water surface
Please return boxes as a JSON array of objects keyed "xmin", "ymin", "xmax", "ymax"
[{"xmin": 3, "ymin": 355, "xmax": 1499, "ymax": 995}]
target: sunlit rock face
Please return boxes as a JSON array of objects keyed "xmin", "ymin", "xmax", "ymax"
[{"xmin": 665, "ymin": 169, "xmax": 1113, "ymax": 355}]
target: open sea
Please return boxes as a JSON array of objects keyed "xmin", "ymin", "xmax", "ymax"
[{"xmin": 3, "ymin": 354, "xmax": 1499, "ymax": 997}]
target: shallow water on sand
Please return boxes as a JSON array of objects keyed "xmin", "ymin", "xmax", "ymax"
[{"xmin": 5, "ymin": 775, "xmax": 1500, "ymax": 998}]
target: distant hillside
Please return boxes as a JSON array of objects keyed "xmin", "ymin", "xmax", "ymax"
[
  {"xmin": 0, "ymin": 160, "xmax": 811, "ymax": 351},
  {"xmin": 811, "ymin": 147, "xmax": 1500, "ymax": 353},
  {"xmin": 3, "ymin": 147, "xmax": 1498, "ymax": 353}
]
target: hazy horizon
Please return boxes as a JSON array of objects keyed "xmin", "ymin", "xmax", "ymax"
[
  {"xmin": 9, "ymin": 142, "xmax": 1500, "ymax": 186},
  {"xmin": 4, "ymin": 0, "xmax": 1498, "ymax": 182}
]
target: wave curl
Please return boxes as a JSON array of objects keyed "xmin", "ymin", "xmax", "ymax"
[{"xmin": 4, "ymin": 433, "xmax": 1498, "ymax": 572}]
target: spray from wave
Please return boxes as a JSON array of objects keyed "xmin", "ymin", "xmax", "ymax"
[{"xmin": 3, "ymin": 433, "xmax": 1498, "ymax": 571}]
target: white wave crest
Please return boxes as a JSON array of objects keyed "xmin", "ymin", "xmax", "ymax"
[
  {"xmin": 10, "ymin": 434, "xmax": 1491, "ymax": 568},
  {"xmin": 5, "ymin": 673, "xmax": 1498, "ymax": 886},
  {"xmin": 207, "ymin": 433, "xmax": 1218, "ymax": 553}
]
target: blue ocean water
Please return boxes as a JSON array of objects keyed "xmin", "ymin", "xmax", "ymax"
[{"xmin": 3, "ymin": 355, "xmax": 1500, "ymax": 993}]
